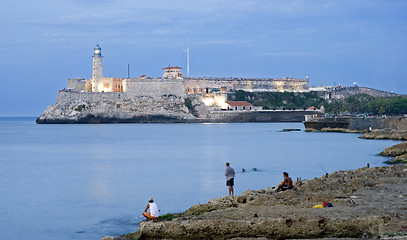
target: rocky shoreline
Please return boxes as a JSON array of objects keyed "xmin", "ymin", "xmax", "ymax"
[
  {"xmin": 99, "ymin": 128, "xmax": 407, "ymax": 240},
  {"xmin": 360, "ymin": 130, "xmax": 407, "ymax": 141},
  {"xmin": 104, "ymin": 164, "xmax": 407, "ymax": 240}
]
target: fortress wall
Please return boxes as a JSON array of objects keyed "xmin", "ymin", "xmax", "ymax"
[
  {"xmin": 56, "ymin": 91, "xmax": 127, "ymax": 106},
  {"xmin": 56, "ymin": 87, "xmax": 187, "ymax": 107},
  {"xmin": 123, "ymin": 78, "xmax": 186, "ymax": 97},
  {"xmin": 183, "ymin": 78, "xmax": 308, "ymax": 93},
  {"xmin": 67, "ymin": 78, "xmax": 86, "ymax": 91},
  {"xmin": 65, "ymin": 77, "xmax": 309, "ymax": 94}
]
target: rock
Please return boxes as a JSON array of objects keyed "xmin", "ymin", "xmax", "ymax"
[
  {"xmin": 384, "ymin": 154, "xmax": 407, "ymax": 164},
  {"xmin": 380, "ymin": 141, "xmax": 407, "ymax": 157},
  {"xmin": 120, "ymin": 165, "xmax": 407, "ymax": 240},
  {"xmin": 36, "ymin": 91, "xmax": 203, "ymax": 124},
  {"xmin": 361, "ymin": 130, "xmax": 407, "ymax": 141},
  {"xmin": 100, "ymin": 237, "xmax": 115, "ymax": 240}
]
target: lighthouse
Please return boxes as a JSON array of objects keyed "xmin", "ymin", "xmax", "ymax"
[{"xmin": 91, "ymin": 44, "xmax": 103, "ymax": 92}]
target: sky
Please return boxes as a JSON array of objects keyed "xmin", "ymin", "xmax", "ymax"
[{"xmin": 1, "ymin": 0, "xmax": 407, "ymax": 116}]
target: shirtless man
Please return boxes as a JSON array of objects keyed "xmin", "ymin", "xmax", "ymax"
[{"xmin": 276, "ymin": 172, "xmax": 293, "ymax": 192}]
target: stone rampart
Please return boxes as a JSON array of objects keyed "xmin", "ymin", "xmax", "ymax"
[
  {"xmin": 66, "ymin": 76, "xmax": 309, "ymax": 94},
  {"xmin": 183, "ymin": 77, "xmax": 308, "ymax": 93},
  {"xmin": 123, "ymin": 78, "xmax": 187, "ymax": 97},
  {"xmin": 67, "ymin": 78, "xmax": 86, "ymax": 91}
]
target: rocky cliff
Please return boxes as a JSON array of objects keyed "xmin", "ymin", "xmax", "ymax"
[
  {"xmin": 36, "ymin": 91, "xmax": 204, "ymax": 123},
  {"xmin": 36, "ymin": 90, "xmax": 322, "ymax": 124}
]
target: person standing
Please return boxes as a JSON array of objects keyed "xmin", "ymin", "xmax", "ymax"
[
  {"xmin": 225, "ymin": 162, "xmax": 235, "ymax": 197},
  {"xmin": 142, "ymin": 197, "xmax": 159, "ymax": 220}
]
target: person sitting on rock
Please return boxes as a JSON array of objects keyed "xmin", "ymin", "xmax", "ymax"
[
  {"xmin": 275, "ymin": 172, "xmax": 293, "ymax": 192},
  {"xmin": 142, "ymin": 197, "xmax": 159, "ymax": 220}
]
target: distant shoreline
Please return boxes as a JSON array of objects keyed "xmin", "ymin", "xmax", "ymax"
[{"xmin": 36, "ymin": 110, "xmax": 321, "ymax": 124}]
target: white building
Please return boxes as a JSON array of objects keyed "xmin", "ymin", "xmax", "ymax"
[
  {"xmin": 163, "ymin": 66, "xmax": 183, "ymax": 78},
  {"xmin": 225, "ymin": 101, "xmax": 253, "ymax": 111}
]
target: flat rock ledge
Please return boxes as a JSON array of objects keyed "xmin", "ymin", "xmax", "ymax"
[
  {"xmin": 107, "ymin": 165, "xmax": 407, "ymax": 240},
  {"xmin": 380, "ymin": 141, "xmax": 407, "ymax": 164},
  {"xmin": 361, "ymin": 130, "xmax": 407, "ymax": 141},
  {"xmin": 361, "ymin": 130, "xmax": 407, "ymax": 164}
]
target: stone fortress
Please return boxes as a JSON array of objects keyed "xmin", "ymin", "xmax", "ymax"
[
  {"xmin": 67, "ymin": 45, "xmax": 309, "ymax": 104},
  {"xmin": 36, "ymin": 45, "xmax": 399, "ymax": 123}
]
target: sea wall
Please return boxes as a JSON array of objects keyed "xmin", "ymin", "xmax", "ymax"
[
  {"xmin": 304, "ymin": 116, "xmax": 407, "ymax": 131},
  {"xmin": 349, "ymin": 117, "xmax": 407, "ymax": 131},
  {"xmin": 208, "ymin": 110, "xmax": 319, "ymax": 122}
]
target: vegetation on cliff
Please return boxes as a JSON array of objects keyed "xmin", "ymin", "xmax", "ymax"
[
  {"xmin": 324, "ymin": 95, "xmax": 407, "ymax": 115},
  {"xmin": 231, "ymin": 91, "xmax": 407, "ymax": 115},
  {"xmin": 232, "ymin": 90, "xmax": 325, "ymax": 110}
]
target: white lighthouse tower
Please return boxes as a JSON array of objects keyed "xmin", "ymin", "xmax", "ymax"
[{"xmin": 91, "ymin": 44, "xmax": 103, "ymax": 92}]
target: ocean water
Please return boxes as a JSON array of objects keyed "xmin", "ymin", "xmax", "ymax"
[{"xmin": 0, "ymin": 117, "xmax": 400, "ymax": 240}]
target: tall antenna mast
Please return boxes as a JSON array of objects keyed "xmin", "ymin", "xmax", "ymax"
[
  {"xmin": 127, "ymin": 64, "xmax": 130, "ymax": 78},
  {"xmin": 184, "ymin": 33, "xmax": 190, "ymax": 78}
]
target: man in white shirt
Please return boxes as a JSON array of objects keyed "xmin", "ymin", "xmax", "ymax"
[{"xmin": 142, "ymin": 197, "xmax": 159, "ymax": 220}]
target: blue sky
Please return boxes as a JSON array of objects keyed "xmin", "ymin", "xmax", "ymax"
[{"xmin": 1, "ymin": 0, "xmax": 407, "ymax": 116}]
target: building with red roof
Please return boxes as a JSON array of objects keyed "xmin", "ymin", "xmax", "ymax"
[
  {"xmin": 225, "ymin": 101, "xmax": 253, "ymax": 111},
  {"xmin": 163, "ymin": 66, "xmax": 183, "ymax": 78}
]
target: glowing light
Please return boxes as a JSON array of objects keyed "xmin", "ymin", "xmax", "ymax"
[
  {"xmin": 218, "ymin": 101, "xmax": 229, "ymax": 109},
  {"xmin": 202, "ymin": 97, "xmax": 215, "ymax": 106}
]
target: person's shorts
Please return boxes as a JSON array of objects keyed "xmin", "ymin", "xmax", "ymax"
[
  {"xmin": 226, "ymin": 178, "xmax": 234, "ymax": 186},
  {"xmin": 281, "ymin": 184, "xmax": 292, "ymax": 191},
  {"xmin": 143, "ymin": 212, "xmax": 158, "ymax": 220}
]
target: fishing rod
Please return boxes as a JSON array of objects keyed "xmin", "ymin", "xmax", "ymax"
[{"xmin": 318, "ymin": 164, "xmax": 356, "ymax": 205}]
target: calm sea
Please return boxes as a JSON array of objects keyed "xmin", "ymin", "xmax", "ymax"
[{"xmin": 0, "ymin": 117, "xmax": 399, "ymax": 240}]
